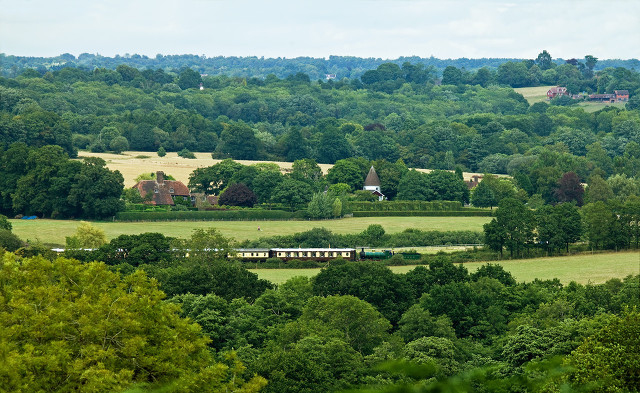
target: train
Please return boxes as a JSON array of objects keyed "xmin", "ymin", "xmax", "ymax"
[{"xmin": 233, "ymin": 247, "xmax": 421, "ymax": 262}]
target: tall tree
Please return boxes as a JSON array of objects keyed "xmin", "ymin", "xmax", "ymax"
[
  {"xmin": 554, "ymin": 171, "xmax": 584, "ymax": 206},
  {"xmin": 0, "ymin": 254, "xmax": 266, "ymax": 393}
]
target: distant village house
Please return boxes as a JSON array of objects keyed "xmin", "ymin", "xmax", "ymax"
[
  {"xmin": 133, "ymin": 171, "xmax": 191, "ymax": 205},
  {"xmin": 547, "ymin": 86, "xmax": 568, "ymax": 99}
]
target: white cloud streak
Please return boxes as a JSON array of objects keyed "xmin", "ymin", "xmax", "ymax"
[{"xmin": 0, "ymin": 0, "xmax": 638, "ymax": 59}]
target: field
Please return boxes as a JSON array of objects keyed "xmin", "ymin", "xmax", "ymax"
[
  {"xmin": 78, "ymin": 151, "xmax": 332, "ymax": 188},
  {"xmin": 249, "ymin": 252, "xmax": 640, "ymax": 285},
  {"xmin": 514, "ymin": 86, "xmax": 553, "ymax": 104},
  {"xmin": 514, "ymin": 86, "xmax": 627, "ymax": 112},
  {"xmin": 9, "ymin": 216, "xmax": 491, "ymax": 246},
  {"xmin": 78, "ymin": 151, "xmax": 494, "ymax": 188}
]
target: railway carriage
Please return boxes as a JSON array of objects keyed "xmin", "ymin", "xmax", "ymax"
[{"xmin": 270, "ymin": 248, "xmax": 356, "ymax": 261}]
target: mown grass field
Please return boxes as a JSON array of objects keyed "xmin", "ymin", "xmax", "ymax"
[
  {"xmin": 249, "ymin": 252, "xmax": 640, "ymax": 285},
  {"xmin": 514, "ymin": 86, "xmax": 553, "ymax": 104},
  {"xmin": 9, "ymin": 216, "xmax": 491, "ymax": 246}
]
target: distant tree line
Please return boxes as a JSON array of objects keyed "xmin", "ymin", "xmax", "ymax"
[{"xmin": 2, "ymin": 52, "xmax": 638, "ymax": 80}]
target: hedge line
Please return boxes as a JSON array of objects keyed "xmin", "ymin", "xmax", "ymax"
[
  {"xmin": 115, "ymin": 210, "xmax": 298, "ymax": 221},
  {"xmin": 349, "ymin": 201, "xmax": 464, "ymax": 211},
  {"xmin": 352, "ymin": 210, "xmax": 494, "ymax": 217}
]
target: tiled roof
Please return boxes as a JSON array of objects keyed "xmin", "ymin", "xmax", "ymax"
[
  {"xmin": 364, "ymin": 166, "xmax": 381, "ymax": 187},
  {"xmin": 133, "ymin": 173, "xmax": 190, "ymax": 205}
]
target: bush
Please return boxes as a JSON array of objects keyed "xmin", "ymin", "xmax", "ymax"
[
  {"xmin": 0, "ymin": 214, "xmax": 11, "ymax": 231},
  {"xmin": 0, "ymin": 229, "xmax": 23, "ymax": 251},
  {"xmin": 157, "ymin": 146, "xmax": 166, "ymax": 157},
  {"xmin": 178, "ymin": 148, "xmax": 196, "ymax": 159}
]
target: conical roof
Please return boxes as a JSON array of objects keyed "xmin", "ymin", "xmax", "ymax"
[{"xmin": 364, "ymin": 166, "xmax": 381, "ymax": 187}]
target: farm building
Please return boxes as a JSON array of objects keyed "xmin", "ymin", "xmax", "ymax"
[
  {"xmin": 588, "ymin": 90, "xmax": 630, "ymax": 103},
  {"xmin": 467, "ymin": 174, "xmax": 483, "ymax": 189},
  {"xmin": 133, "ymin": 171, "xmax": 191, "ymax": 205},
  {"xmin": 547, "ymin": 86, "xmax": 568, "ymax": 99},
  {"xmin": 363, "ymin": 166, "xmax": 385, "ymax": 201},
  {"xmin": 614, "ymin": 90, "xmax": 629, "ymax": 101}
]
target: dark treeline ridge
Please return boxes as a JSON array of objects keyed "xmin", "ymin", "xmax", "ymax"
[
  {"xmin": 2, "ymin": 52, "xmax": 639, "ymax": 80},
  {"xmin": 3, "ymin": 226, "xmax": 638, "ymax": 392}
]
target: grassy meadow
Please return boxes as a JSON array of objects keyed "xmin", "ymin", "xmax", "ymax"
[
  {"xmin": 514, "ymin": 86, "xmax": 553, "ymax": 104},
  {"xmin": 10, "ymin": 216, "xmax": 492, "ymax": 246},
  {"xmin": 250, "ymin": 251, "xmax": 640, "ymax": 285}
]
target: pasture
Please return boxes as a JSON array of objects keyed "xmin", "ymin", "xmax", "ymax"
[
  {"xmin": 249, "ymin": 252, "xmax": 640, "ymax": 285},
  {"xmin": 9, "ymin": 216, "xmax": 491, "ymax": 246},
  {"xmin": 514, "ymin": 86, "xmax": 553, "ymax": 104}
]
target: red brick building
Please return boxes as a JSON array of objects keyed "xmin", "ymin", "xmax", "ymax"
[
  {"xmin": 133, "ymin": 171, "xmax": 191, "ymax": 205},
  {"xmin": 547, "ymin": 86, "xmax": 568, "ymax": 99}
]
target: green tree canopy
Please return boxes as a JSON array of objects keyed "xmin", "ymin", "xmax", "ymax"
[{"xmin": 0, "ymin": 253, "xmax": 267, "ymax": 393}]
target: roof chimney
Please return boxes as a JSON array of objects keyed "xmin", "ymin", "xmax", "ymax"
[{"xmin": 156, "ymin": 171, "xmax": 164, "ymax": 184}]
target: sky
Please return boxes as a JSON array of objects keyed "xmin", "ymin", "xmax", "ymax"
[{"xmin": 1, "ymin": 0, "xmax": 639, "ymax": 60}]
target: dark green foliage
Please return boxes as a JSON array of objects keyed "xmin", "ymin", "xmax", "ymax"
[
  {"xmin": 471, "ymin": 263, "xmax": 516, "ymax": 286},
  {"xmin": 219, "ymin": 183, "xmax": 257, "ymax": 207},
  {"xmin": 270, "ymin": 178, "xmax": 314, "ymax": 211},
  {"xmin": 154, "ymin": 259, "xmax": 273, "ymax": 301},
  {"xmin": 92, "ymin": 232, "xmax": 173, "ymax": 267},
  {"xmin": 351, "ymin": 210, "xmax": 492, "ymax": 217},
  {"xmin": 0, "ymin": 229, "xmax": 23, "ymax": 251},
  {"xmin": 177, "ymin": 148, "xmax": 196, "ymax": 159},
  {"xmin": 483, "ymin": 198, "xmax": 535, "ymax": 258},
  {"xmin": 349, "ymin": 200, "xmax": 463, "ymax": 211},
  {"xmin": 0, "ymin": 214, "xmax": 11, "ymax": 231},
  {"xmin": 312, "ymin": 263, "xmax": 413, "ymax": 324},
  {"xmin": 7, "ymin": 146, "xmax": 124, "ymax": 219}
]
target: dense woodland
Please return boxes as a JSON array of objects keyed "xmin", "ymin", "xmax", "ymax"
[
  {"xmin": 1, "ymin": 232, "xmax": 638, "ymax": 392},
  {"xmin": 1, "ymin": 54, "xmax": 640, "ymax": 392}
]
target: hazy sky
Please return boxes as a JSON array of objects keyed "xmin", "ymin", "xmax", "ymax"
[{"xmin": 1, "ymin": 0, "xmax": 639, "ymax": 60}]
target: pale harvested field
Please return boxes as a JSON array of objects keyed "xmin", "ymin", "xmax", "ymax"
[
  {"xmin": 78, "ymin": 151, "xmax": 496, "ymax": 188},
  {"xmin": 250, "ymin": 251, "xmax": 640, "ymax": 285},
  {"xmin": 78, "ymin": 151, "xmax": 333, "ymax": 188}
]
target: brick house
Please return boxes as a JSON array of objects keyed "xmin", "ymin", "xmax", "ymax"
[
  {"xmin": 133, "ymin": 171, "xmax": 191, "ymax": 205},
  {"xmin": 547, "ymin": 86, "xmax": 568, "ymax": 99},
  {"xmin": 614, "ymin": 90, "xmax": 629, "ymax": 101}
]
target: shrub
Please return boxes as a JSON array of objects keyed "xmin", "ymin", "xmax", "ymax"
[
  {"xmin": 0, "ymin": 229, "xmax": 23, "ymax": 251},
  {"xmin": 0, "ymin": 214, "xmax": 11, "ymax": 231},
  {"xmin": 178, "ymin": 148, "xmax": 196, "ymax": 159}
]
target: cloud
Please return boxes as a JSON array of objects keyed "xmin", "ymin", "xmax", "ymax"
[{"xmin": 0, "ymin": 0, "xmax": 638, "ymax": 59}]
